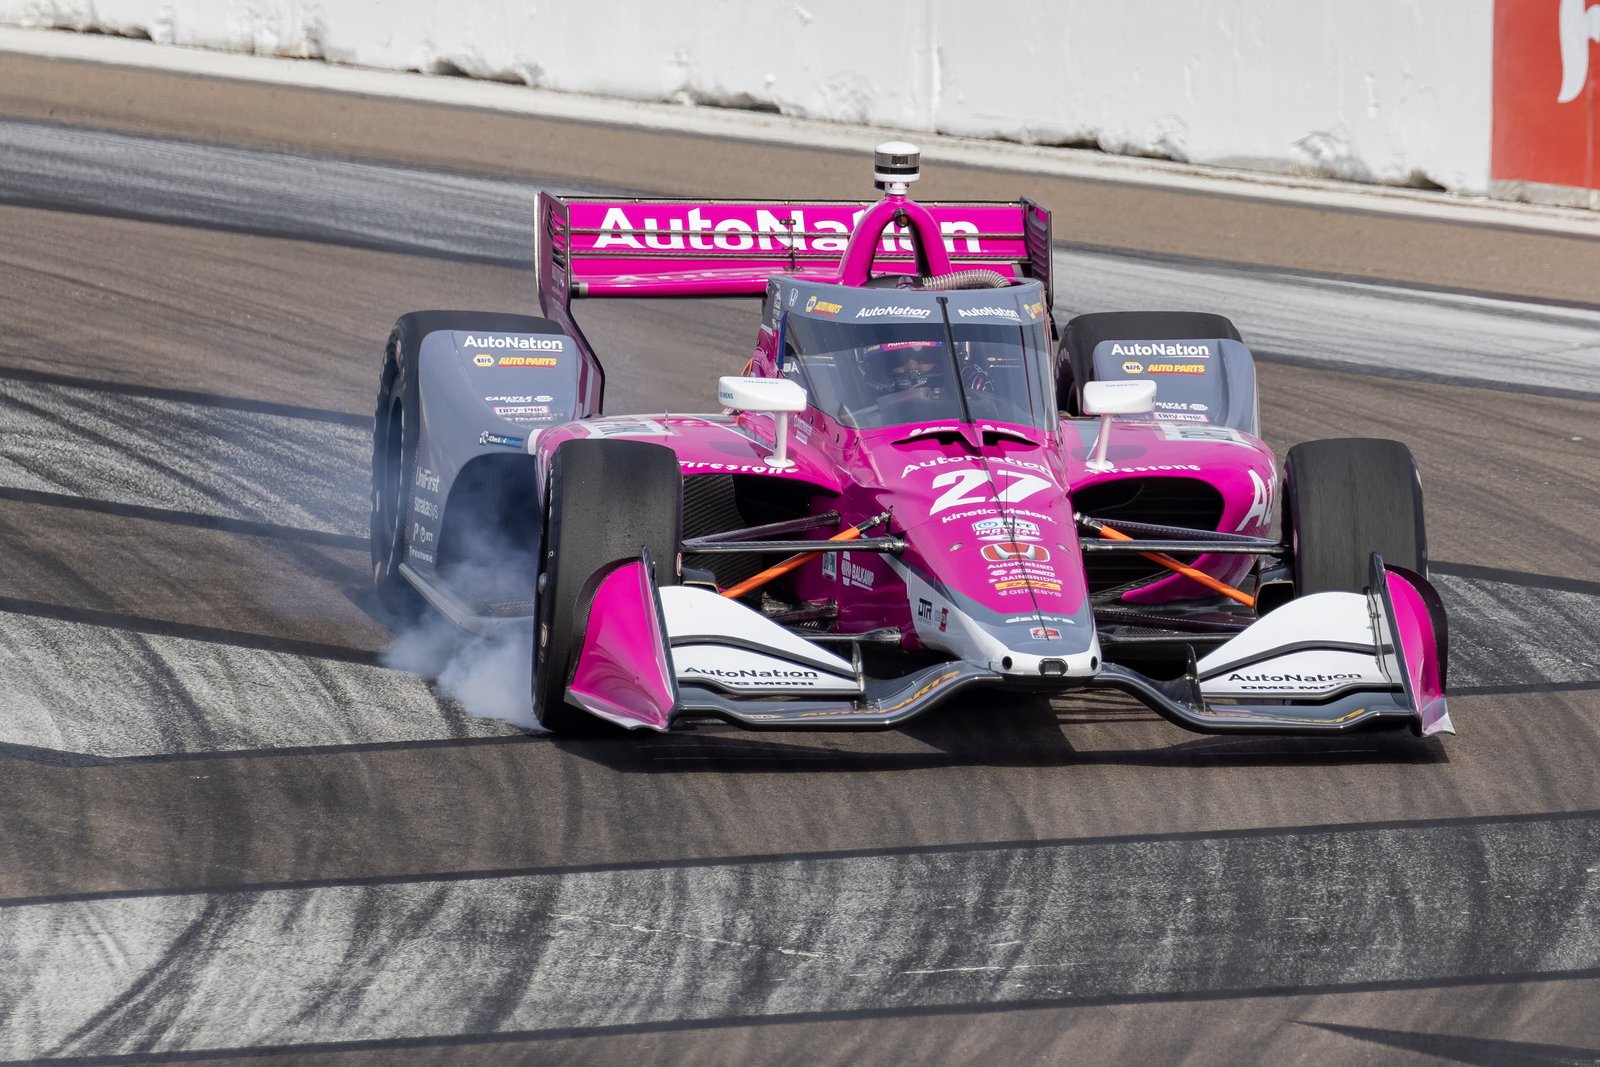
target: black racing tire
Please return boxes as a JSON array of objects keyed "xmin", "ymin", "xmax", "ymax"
[
  {"xmin": 1285, "ymin": 438, "xmax": 1427, "ymax": 596},
  {"xmin": 370, "ymin": 322, "xmax": 428, "ymax": 623},
  {"xmin": 533, "ymin": 439, "xmax": 683, "ymax": 733},
  {"xmin": 1058, "ymin": 311, "xmax": 1242, "ymax": 414}
]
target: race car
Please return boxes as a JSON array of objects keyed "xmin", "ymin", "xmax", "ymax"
[{"xmin": 371, "ymin": 142, "xmax": 1450, "ymax": 737}]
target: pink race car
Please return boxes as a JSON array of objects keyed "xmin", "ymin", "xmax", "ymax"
[{"xmin": 370, "ymin": 143, "xmax": 1450, "ymax": 738}]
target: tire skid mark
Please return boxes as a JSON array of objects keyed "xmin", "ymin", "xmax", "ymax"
[
  {"xmin": 0, "ymin": 377, "xmax": 367, "ymax": 538},
  {"xmin": 0, "ymin": 614, "xmax": 513, "ymax": 758},
  {"xmin": 2, "ymin": 814, "xmax": 1596, "ymax": 1058}
]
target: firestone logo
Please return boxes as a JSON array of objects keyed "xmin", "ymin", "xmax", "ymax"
[{"xmin": 1560, "ymin": 0, "xmax": 1600, "ymax": 103}]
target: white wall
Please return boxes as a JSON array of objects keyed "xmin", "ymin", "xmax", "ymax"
[{"xmin": 0, "ymin": 0, "xmax": 1498, "ymax": 192}]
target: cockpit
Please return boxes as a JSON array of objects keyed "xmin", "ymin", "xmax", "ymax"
[{"xmin": 780, "ymin": 293, "xmax": 1055, "ymax": 432}]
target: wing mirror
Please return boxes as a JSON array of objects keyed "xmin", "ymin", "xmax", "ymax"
[
  {"xmin": 718, "ymin": 376, "xmax": 808, "ymax": 468},
  {"xmin": 1081, "ymin": 379, "xmax": 1156, "ymax": 472}
]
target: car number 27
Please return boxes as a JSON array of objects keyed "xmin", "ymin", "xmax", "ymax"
[{"xmin": 930, "ymin": 468, "xmax": 1050, "ymax": 513}]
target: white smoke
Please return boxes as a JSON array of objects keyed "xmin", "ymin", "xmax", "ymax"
[{"xmin": 381, "ymin": 612, "xmax": 540, "ymax": 731}]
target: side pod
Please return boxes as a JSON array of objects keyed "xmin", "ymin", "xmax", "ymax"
[{"xmin": 565, "ymin": 555, "xmax": 678, "ymax": 730}]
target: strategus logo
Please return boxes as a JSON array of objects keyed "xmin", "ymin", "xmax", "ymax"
[{"xmin": 1561, "ymin": 0, "xmax": 1600, "ymax": 102}]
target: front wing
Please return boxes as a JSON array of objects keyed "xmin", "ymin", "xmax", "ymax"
[{"xmin": 562, "ymin": 555, "xmax": 1451, "ymax": 737}]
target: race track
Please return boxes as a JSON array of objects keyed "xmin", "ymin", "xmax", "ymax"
[{"xmin": 2, "ymin": 53, "xmax": 1599, "ymax": 1065}]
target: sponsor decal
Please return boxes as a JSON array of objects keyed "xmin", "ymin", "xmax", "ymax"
[
  {"xmin": 493, "ymin": 405, "xmax": 552, "ymax": 418},
  {"xmin": 789, "ymin": 289, "xmax": 798, "ymax": 307},
  {"xmin": 994, "ymin": 579, "xmax": 1062, "ymax": 592},
  {"xmin": 1109, "ymin": 342, "xmax": 1211, "ymax": 358},
  {"xmin": 1104, "ymin": 463, "xmax": 1203, "ymax": 473},
  {"xmin": 1122, "ymin": 361, "xmax": 1143, "ymax": 374},
  {"xmin": 410, "ymin": 548, "xmax": 434, "ymax": 564},
  {"xmin": 485, "ymin": 395, "xmax": 535, "ymax": 403},
  {"xmin": 855, "ymin": 305, "xmax": 932, "ymax": 319},
  {"xmin": 812, "ymin": 299, "xmax": 843, "ymax": 316},
  {"xmin": 535, "ymin": 394, "xmax": 554, "ymax": 403},
  {"xmin": 410, "ymin": 521, "xmax": 435, "ymax": 546},
  {"xmin": 940, "ymin": 506, "xmax": 1050, "ymax": 525},
  {"xmin": 472, "ymin": 354, "xmax": 495, "ymax": 368},
  {"xmin": 1222, "ymin": 671, "xmax": 1367, "ymax": 692},
  {"xmin": 1006, "ymin": 614, "xmax": 1076, "ymax": 626},
  {"xmin": 478, "ymin": 431, "xmax": 524, "ymax": 449},
  {"xmin": 411, "ymin": 496, "xmax": 440, "ymax": 520},
  {"xmin": 497, "ymin": 356, "xmax": 559, "ymax": 368},
  {"xmin": 1155, "ymin": 400, "xmax": 1208, "ymax": 412},
  {"xmin": 1235, "ymin": 467, "xmax": 1275, "ymax": 532},
  {"xmin": 1154, "ymin": 412, "xmax": 1210, "ymax": 423},
  {"xmin": 588, "ymin": 205, "xmax": 987, "ymax": 255},
  {"xmin": 981, "ymin": 541, "xmax": 1051, "ymax": 563},
  {"xmin": 1160, "ymin": 425, "xmax": 1250, "ymax": 448},
  {"xmin": 679, "ymin": 461, "xmax": 794, "ymax": 474},
  {"xmin": 902, "ymin": 454, "xmax": 1048, "ymax": 477},
  {"xmin": 464, "ymin": 334, "xmax": 565, "ymax": 351},
  {"xmin": 972, "ymin": 517, "xmax": 1042, "ymax": 542},
  {"xmin": 588, "ymin": 419, "xmax": 671, "ymax": 439},
  {"xmin": 938, "ymin": 606, "xmax": 949, "ymax": 632},
  {"xmin": 691, "ymin": 667, "xmax": 821, "ymax": 680},
  {"xmin": 413, "ymin": 467, "xmax": 440, "ymax": 493},
  {"xmin": 1145, "ymin": 363, "xmax": 1207, "ymax": 374},
  {"xmin": 1023, "ymin": 300, "xmax": 1045, "ymax": 321},
  {"xmin": 956, "ymin": 306, "xmax": 1021, "ymax": 322},
  {"xmin": 840, "ymin": 551, "xmax": 875, "ymax": 590},
  {"xmin": 822, "ymin": 552, "xmax": 838, "ymax": 580},
  {"xmin": 1030, "ymin": 627, "xmax": 1061, "ymax": 640},
  {"xmin": 1493, "ymin": 0, "xmax": 1600, "ymax": 189},
  {"xmin": 917, "ymin": 598, "xmax": 934, "ymax": 622},
  {"xmin": 805, "ymin": 295, "xmax": 818, "ymax": 311}
]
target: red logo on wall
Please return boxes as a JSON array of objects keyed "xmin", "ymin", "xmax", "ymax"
[
  {"xmin": 1494, "ymin": 0, "xmax": 1600, "ymax": 190},
  {"xmin": 981, "ymin": 542, "xmax": 1050, "ymax": 563}
]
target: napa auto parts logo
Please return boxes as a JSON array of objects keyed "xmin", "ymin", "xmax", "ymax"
[{"xmin": 1493, "ymin": 0, "xmax": 1600, "ymax": 191}]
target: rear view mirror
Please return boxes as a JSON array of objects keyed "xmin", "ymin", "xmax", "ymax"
[
  {"xmin": 1082, "ymin": 379, "xmax": 1157, "ymax": 416},
  {"xmin": 718, "ymin": 376, "xmax": 807, "ymax": 468}
]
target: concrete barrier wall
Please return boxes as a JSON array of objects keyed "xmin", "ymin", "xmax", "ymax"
[{"xmin": 0, "ymin": 0, "xmax": 1529, "ymax": 197}]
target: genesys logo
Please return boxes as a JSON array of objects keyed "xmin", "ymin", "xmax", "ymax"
[{"xmin": 1560, "ymin": 0, "xmax": 1600, "ymax": 103}]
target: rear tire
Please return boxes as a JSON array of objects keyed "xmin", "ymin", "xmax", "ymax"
[
  {"xmin": 1058, "ymin": 311, "xmax": 1241, "ymax": 413},
  {"xmin": 533, "ymin": 439, "xmax": 683, "ymax": 733},
  {"xmin": 1285, "ymin": 438, "xmax": 1427, "ymax": 596},
  {"xmin": 370, "ymin": 326, "xmax": 428, "ymax": 623}
]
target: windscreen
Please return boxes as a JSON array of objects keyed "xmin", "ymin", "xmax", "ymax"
[{"xmin": 782, "ymin": 313, "xmax": 1054, "ymax": 431}]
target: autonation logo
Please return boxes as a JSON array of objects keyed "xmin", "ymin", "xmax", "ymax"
[
  {"xmin": 691, "ymin": 668, "xmax": 820, "ymax": 679},
  {"xmin": 1110, "ymin": 342, "xmax": 1210, "ymax": 358},
  {"xmin": 957, "ymin": 306, "xmax": 1021, "ymax": 322},
  {"xmin": 1226, "ymin": 672, "xmax": 1360, "ymax": 683},
  {"xmin": 855, "ymin": 306, "xmax": 931, "ymax": 319},
  {"xmin": 463, "ymin": 334, "xmax": 565, "ymax": 351}
]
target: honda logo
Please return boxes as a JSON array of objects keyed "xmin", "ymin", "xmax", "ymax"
[{"xmin": 981, "ymin": 542, "xmax": 1051, "ymax": 563}]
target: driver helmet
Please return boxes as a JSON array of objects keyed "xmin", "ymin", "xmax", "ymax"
[{"xmin": 859, "ymin": 340, "xmax": 947, "ymax": 397}]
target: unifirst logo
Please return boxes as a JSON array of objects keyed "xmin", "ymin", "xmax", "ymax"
[{"xmin": 1560, "ymin": 0, "xmax": 1600, "ymax": 103}]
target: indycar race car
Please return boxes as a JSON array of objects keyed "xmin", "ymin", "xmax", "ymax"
[{"xmin": 371, "ymin": 142, "xmax": 1450, "ymax": 737}]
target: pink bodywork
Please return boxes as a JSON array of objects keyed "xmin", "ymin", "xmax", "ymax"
[
  {"xmin": 565, "ymin": 559, "xmax": 676, "ymax": 729},
  {"xmin": 1387, "ymin": 569, "xmax": 1453, "ymax": 736}
]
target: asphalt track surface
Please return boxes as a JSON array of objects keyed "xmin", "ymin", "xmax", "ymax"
[{"xmin": 1, "ymin": 54, "xmax": 1599, "ymax": 1065}]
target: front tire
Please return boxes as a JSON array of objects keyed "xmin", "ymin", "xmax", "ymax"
[
  {"xmin": 1285, "ymin": 438, "xmax": 1427, "ymax": 596},
  {"xmin": 533, "ymin": 439, "xmax": 683, "ymax": 733}
]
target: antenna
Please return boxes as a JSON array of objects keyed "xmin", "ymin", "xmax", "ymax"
[{"xmin": 874, "ymin": 141, "xmax": 921, "ymax": 196}]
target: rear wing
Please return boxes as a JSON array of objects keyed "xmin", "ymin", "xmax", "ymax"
[{"xmin": 537, "ymin": 194, "xmax": 1053, "ymax": 307}]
